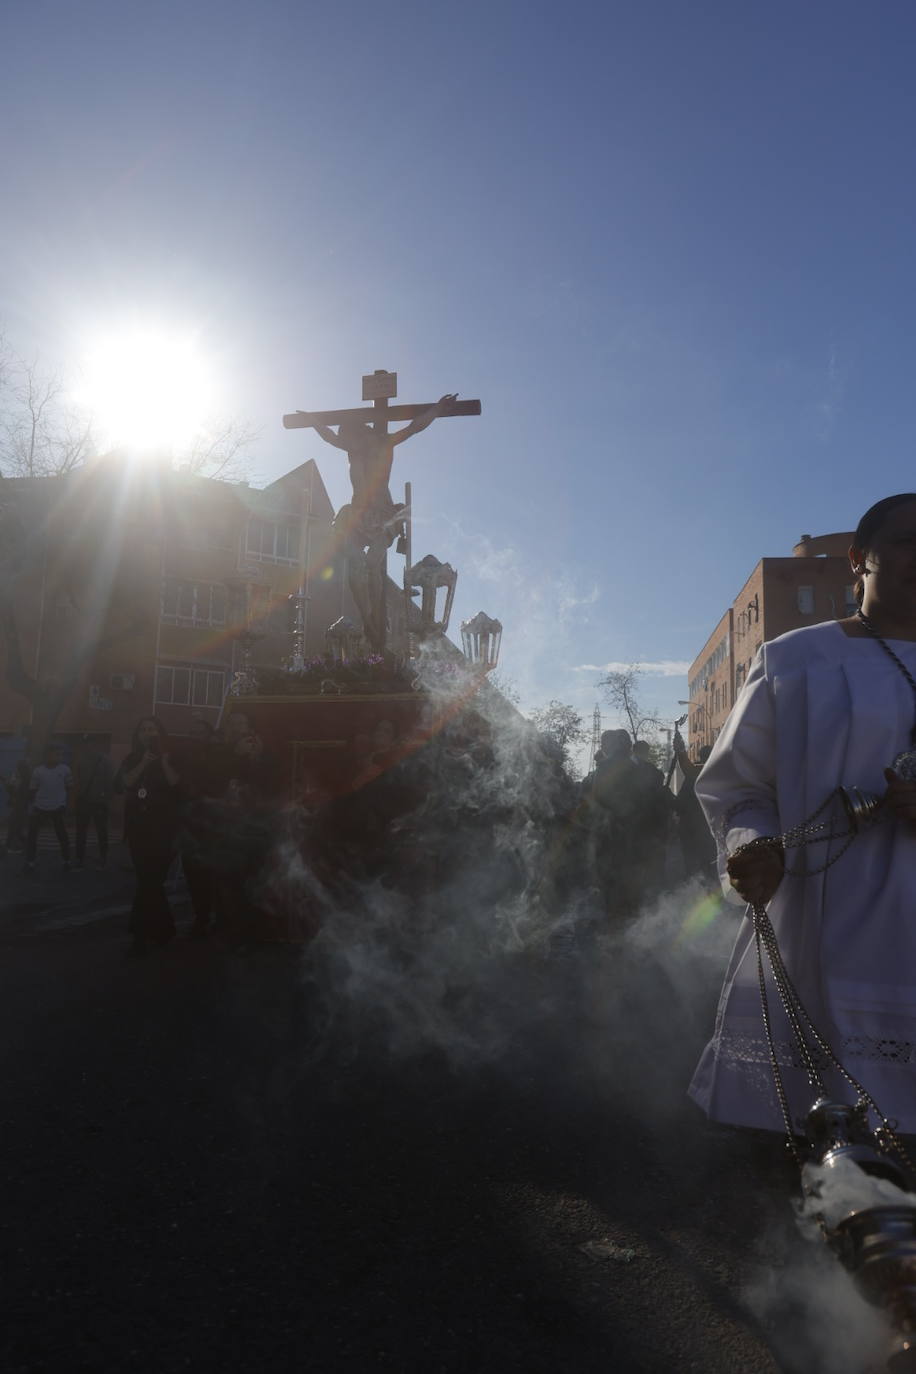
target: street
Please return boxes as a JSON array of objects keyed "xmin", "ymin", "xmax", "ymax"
[{"xmin": 0, "ymin": 870, "xmax": 862, "ymax": 1373}]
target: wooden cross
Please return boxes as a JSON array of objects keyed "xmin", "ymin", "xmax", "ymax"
[
  {"xmin": 282, "ymin": 371, "xmax": 481, "ymax": 655},
  {"xmin": 282, "ymin": 369, "xmax": 481, "ymax": 436}
]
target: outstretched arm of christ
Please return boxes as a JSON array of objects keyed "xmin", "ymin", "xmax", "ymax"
[
  {"xmin": 295, "ymin": 414, "xmax": 350, "ymax": 450},
  {"xmin": 390, "ymin": 394, "xmax": 457, "ymax": 447}
]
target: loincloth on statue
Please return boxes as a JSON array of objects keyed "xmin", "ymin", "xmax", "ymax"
[{"xmin": 333, "ymin": 501, "xmax": 407, "ymax": 553}]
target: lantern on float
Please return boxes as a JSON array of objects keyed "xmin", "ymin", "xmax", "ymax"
[
  {"xmin": 407, "ymin": 554, "xmax": 457, "ymax": 637},
  {"xmin": 460, "ymin": 611, "xmax": 502, "ymax": 672},
  {"xmin": 231, "ymin": 626, "xmax": 263, "ymax": 696}
]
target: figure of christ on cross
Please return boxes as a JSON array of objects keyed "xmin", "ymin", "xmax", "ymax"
[{"xmin": 290, "ymin": 391, "xmax": 465, "ymax": 653}]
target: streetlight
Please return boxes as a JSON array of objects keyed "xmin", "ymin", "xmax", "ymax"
[{"xmin": 677, "ymin": 697, "xmax": 705, "ymax": 761}]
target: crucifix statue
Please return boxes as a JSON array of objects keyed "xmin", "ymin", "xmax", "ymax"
[{"xmin": 283, "ymin": 372, "xmax": 481, "ymax": 653}]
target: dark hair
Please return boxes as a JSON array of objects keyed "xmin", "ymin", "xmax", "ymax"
[
  {"xmin": 854, "ymin": 494, "xmax": 916, "ymax": 550},
  {"xmin": 131, "ymin": 715, "xmax": 169, "ymax": 754},
  {"xmin": 852, "ymin": 494, "xmax": 916, "ymax": 604}
]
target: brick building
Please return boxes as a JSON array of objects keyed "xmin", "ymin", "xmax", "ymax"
[
  {"xmin": 685, "ymin": 530, "xmax": 855, "ymax": 758},
  {"xmin": 0, "ymin": 453, "xmax": 417, "ymax": 774}
]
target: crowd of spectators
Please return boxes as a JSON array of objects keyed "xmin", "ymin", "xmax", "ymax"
[{"xmin": 0, "ymin": 710, "xmax": 719, "ymax": 952}]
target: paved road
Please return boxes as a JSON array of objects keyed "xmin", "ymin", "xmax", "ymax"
[{"xmin": 2, "ymin": 884, "xmax": 854, "ymax": 1374}]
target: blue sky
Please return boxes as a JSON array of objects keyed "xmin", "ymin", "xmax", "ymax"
[{"xmin": 4, "ymin": 0, "xmax": 916, "ymax": 750}]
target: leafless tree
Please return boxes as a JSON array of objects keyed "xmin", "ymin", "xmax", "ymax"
[
  {"xmin": 183, "ymin": 416, "xmax": 260, "ymax": 481},
  {"xmin": 0, "ymin": 350, "xmax": 94, "ymax": 478},
  {"xmin": 529, "ymin": 699, "xmax": 586, "ymax": 766},
  {"xmin": 0, "ymin": 336, "xmax": 258, "ymax": 481},
  {"xmin": 598, "ymin": 663, "xmax": 663, "ymax": 743},
  {"xmin": 485, "ymin": 671, "xmax": 521, "ymax": 708}
]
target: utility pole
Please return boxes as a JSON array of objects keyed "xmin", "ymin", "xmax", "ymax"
[{"xmin": 586, "ymin": 703, "xmax": 601, "ymax": 774}]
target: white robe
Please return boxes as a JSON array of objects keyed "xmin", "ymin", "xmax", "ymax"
[{"xmin": 690, "ymin": 620, "xmax": 916, "ymax": 1134}]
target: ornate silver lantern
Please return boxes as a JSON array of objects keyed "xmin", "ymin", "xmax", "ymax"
[
  {"xmin": 460, "ymin": 611, "xmax": 502, "ymax": 672},
  {"xmin": 231, "ymin": 626, "xmax": 263, "ymax": 696},
  {"xmin": 407, "ymin": 554, "xmax": 457, "ymax": 638}
]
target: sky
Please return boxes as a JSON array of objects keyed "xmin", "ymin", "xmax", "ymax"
[{"xmin": 4, "ymin": 0, "xmax": 916, "ymax": 758}]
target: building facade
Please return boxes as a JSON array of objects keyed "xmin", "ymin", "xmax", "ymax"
[
  {"xmin": 0, "ymin": 454, "xmax": 418, "ymax": 771},
  {"xmin": 686, "ymin": 530, "xmax": 856, "ymax": 758}
]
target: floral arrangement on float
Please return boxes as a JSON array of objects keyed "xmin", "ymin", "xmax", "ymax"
[{"xmin": 250, "ymin": 654, "xmax": 417, "ymax": 696}]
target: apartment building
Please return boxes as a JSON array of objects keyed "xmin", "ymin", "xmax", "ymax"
[
  {"xmin": 0, "ymin": 452, "xmax": 411, "ymax": 769},
  {"xmin": 686, "ymin": 530, "xmax": 855, "ymax": 758}
]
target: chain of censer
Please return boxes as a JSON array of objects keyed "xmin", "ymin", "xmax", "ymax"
[
  {"xmin": 734, "ymin": 814, "xmax": 913, "ymax": 1170},
  {"xmin": 857, "ymin": 608, "xmax": 916, "ymax": 748},
  {"xmin": 749, "ymin": 892, "xmax": 913, "ymax": 1171}
]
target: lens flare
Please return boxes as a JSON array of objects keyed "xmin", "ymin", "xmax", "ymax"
[
  {"xmin": 76, "ymin": 325, "xmax": 214, "ymax": 453},
  {"xmin": 677, "ymin": 890, "xmax": 725, "ymax": 944}
]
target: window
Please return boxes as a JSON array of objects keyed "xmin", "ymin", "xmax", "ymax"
[
  {"xmin": 797, "ymin": 585, "xmax": 815, "ymax": 615},
  {"xmin": 155, "ymin": 665, "xmax": 225, "ymax": 708},
  {"xmin": 161, "ymin": 580, "xmax": 227, "ymax": 627},
  {"xmin": 246, "ymin": 516, "xmax": 300, "ymax": 564},
  {"xmin": 844, "ymin": 584, "xmax": 858, "ymax": 615}
]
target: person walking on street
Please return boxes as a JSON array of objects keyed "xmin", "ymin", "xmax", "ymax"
[
  {"xmin": 25, "ymin": 745, "xmax": 72, "ymax": 872},
  {"xmin": 178, "ymin": 718, "xmax": 230, "ymax": 939},
  {"xmin": 74, "ymin": 738, "xmax": 114, "ymax": 869},
  {"xmin": 116, "ymin": 717, "xmax": 182, "ymax": 952}
]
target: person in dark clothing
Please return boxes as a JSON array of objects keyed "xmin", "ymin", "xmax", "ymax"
[
  {"xmin": 630, "ymin": 738, "xmax": 675, "ymax": 899},
  {"xmin": 116, "ymin": 716, "xmax": 181, "ymax": 952},
  {"xmin": 178, "ymin": 718, "xmax": 231, "ymax": 938},
  {"xmin": 3, "ymin": 757, "xmax": 31, "ymax": 853},
  {"xmin": 582, "ymin": 729, "xmax": 642, "ymax": 917},
  {"xmin": 672, "ymin": 731, "xmax": 716, "ymax": 881},
  {"xmin": 217, "ymin": 729, "xmax": 278, "ymax": 947},
  {"xmin": 73, "ymin": 739, "xmax": 114, "ymax": 869}
]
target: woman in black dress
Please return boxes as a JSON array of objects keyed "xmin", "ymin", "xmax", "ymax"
[{"xmin": 116, "ymin": 717, "xmax": 181, "ymax": 951}]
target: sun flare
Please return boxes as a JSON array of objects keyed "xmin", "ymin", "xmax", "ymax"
[{"xmin": 77, "ymin": 326, "xmax": 215, "ymax": 454}]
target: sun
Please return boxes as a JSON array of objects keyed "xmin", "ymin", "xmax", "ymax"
[{"xmin": 76, "ymin": 325, "xmax": 215, "ymax": 454}]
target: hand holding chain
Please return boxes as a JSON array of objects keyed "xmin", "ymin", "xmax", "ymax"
[{"xmin": 729, "ymin": 782, "xmax": 883, "ymax": 878}]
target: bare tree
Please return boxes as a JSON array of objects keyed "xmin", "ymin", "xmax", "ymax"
[
  {"xmin": 0, "ymin": 351, "xmax": 94, "ymax": 478},
  {"xmin": 598, "ymin": 663, "xmax": 663, "ymax": 742},
  {"xmin": 529, "ymin": 699, "xmax": 586, "ymax": 767},
  {"xmin": 0, "ymin": 336, "xmax": 258, "ymax": 481},
  {"xmin": 183, "ymin": 416, "xmax": 260, "ymax": 481},
  {"xmin": 485, "ymin": 671, "xmax": 521, "ymax": 708}
]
